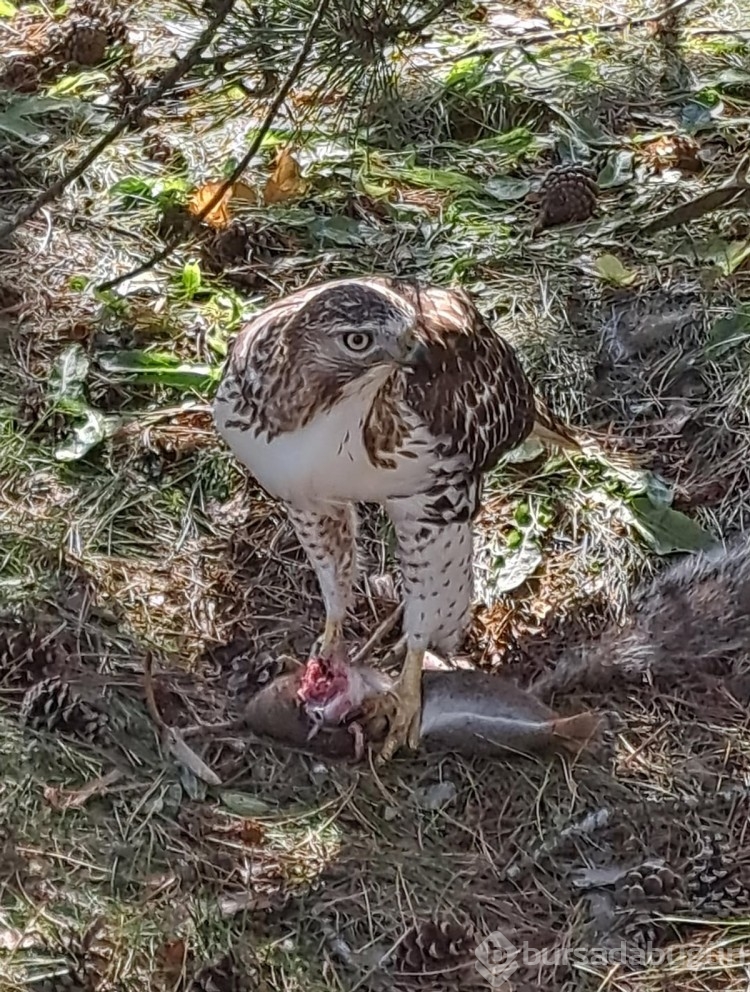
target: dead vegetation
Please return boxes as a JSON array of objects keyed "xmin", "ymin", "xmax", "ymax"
[{"xmin": 2, "ymin": 0, "xmax": 750, "ymax": 988}]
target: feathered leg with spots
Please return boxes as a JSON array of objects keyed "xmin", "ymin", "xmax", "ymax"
[
  {"xmin": 379, "ymin": 493, "xmax": 474, "ymax": 762},
  {"xmin": 286, "ymin": 503, "xmax": 358, "ymax": 660}
]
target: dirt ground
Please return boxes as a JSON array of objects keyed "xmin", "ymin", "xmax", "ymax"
[{"xmin": 2, "ymin": 0, "xmax": 750, "ymax": 989}]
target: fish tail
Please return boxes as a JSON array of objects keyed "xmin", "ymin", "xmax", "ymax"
[{"xmin": 550, "ymin": 711, "xmax": 601, "ymax": 753}]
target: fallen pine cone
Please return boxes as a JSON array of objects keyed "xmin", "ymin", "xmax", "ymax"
[
  {"xmin": 20, "ymin": 676, "xmax": 109, "ymax": 742},
  {"xmin": 532, "ymin": 163, "xmax": 599, "ymax": 231},
  {"xmin": 396, "ymin": 918, "xmax": 476, "ymax": 975},
  {"xmin": 47, "ymin": 16, "xmax": 110, "ymax": 69},
  {"xmin": 640, "ymin": 134, "xmax": 703, "ymax": 173},
  {"xmin": 0, "ymin": 54, "xmax": 43, "ymax": 93}
]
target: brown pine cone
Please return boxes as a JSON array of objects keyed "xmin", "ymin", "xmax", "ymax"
[
  {"xmin": 48, "ymin": 17, "xmax": 110, "ymax": 69},
  {"xmin": 0, "ymin": 280, "xmax": 23, "ymax": 313},
  {"xmin": 0, "ymin": 621, "xmax": 66, "ymax": 687},
  {"xmin": 533, "ymin": 163, "xmax": 599, "ymax": 231},
  {"xmin": 203, "ymin": 220, "xmax": 295, "ymax": 291},
  {"xmin": 201, "ymin": 220, "xmax": 253, "ymax": 273},
  {"xmin": 211, "ymin": 640, "xmax": 292, "ymax": 696},
  {"xmin": 20, "ymin": 676, "xmax": 108, "ymax": 742},
  {"xmin": 614, "ymin": 862, "xmax": 683, "ymax": 911},
  {"xmin": 143, "ymin": 132, "xmax": 181, "ymax": 166},
  {"xmin": 70, "ymin": 0, "xmax": 130, "ymax": 45},
  {"xmin": 110, "ymin": 67, "xmax": 145, "ymax": 121},
  {"xmin": 641, "ymin": 134, "xmax": 702, "ymax": 173},
  {"xmin": 396, "ymin": 918, "xmax": 476, "ymax": 975},
  {"xmin": 0, "ymin": 54, "xmax": 43, "ymax": 93},
  {"xmin": 686, "ymin": 836, "xmax": 750, "ymax": 916},
  {"xmin": 620, "ymin": 909, "xmax": 668, "ymax": 952},
  {"xmin": 157, "ymin": 204, "xmax": 202, "ymax": 242}
]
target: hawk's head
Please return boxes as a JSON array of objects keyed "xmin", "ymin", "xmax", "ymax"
[{"xmin": 281, "ymin": 281, "xmax": 426, "ymax": 387}]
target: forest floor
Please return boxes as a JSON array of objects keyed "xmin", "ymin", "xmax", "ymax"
[{"xmin": 2, "ymin": 0, "xmax": 750, "ymax": 989}]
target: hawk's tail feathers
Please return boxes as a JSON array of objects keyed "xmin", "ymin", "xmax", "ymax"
[{"xmin": 531, "ymin": 400, "xmax": 645, "ymax": 472}]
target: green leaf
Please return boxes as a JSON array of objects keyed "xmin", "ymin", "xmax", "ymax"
[
  {"xmin": 100, "ymin": 350, "xmax": 221, "ymax": 394},
  {"xmin": 642, "ymin": 471, "xmax": 674, "ymax": 509},
  {"xmin": 181, "ymin": 261, "xmax": 202, "ymax": 299},
  {"xmin": 68, "ymin": 274, "xmax": 91, "ymax": 292},
  {"xmin": 48, "ymin": 69, "xmax": 108, "ymax": 97},
  {"xmin": 544, "ymin": 5, "xmax": 574, "ymax": 27},
  {"xmin": 55, "ymin": 408, "xmax": 114, "ymax": 462},
  {"xmin": 484, "ymin": 177, "xmax": 531, "ymax": 202},
  {"xmin": 513, "ymin": 501, "xmax": 531, "ymax": 527},
  {"xmin": 698, "ymin": 239, "xmax": 750, "ymax": 277},
  {"xmin": 628, "ymin": 496, "xmax": 716, "ymax": 555},
  {"xmin": 50, "ymin": 343, "xmax": 89, "ymax": 403},
  {"xmin": 444, "ymin": 56, "xmax": 486, "ymax": 89},
  {"xmin": 499, "ymin": 437, "xmax": 546, "ymax": 464},
  {"xmin": 0, "ymin": 1, "xmax": 18, "ymax": 16},
  {"xmin": 594, "ymin": 253, "xmax": 637, "ymax": 286},
  {"xmin": 475, "ymin": 127, "xmax": 535, "ymax": 160},
  {"xmin": 705, "ymin": 308, "xmax": 750, "ymax": 358},
  {"xmin": 308, "ymin": 214, "xmax": 364, "ymax": 247},
  {"xmin": 597, "ymin": 150, "xmax": 634, "ymax": 189},
  {"xmin": 0, "ymin": 95, "xmax": 68, "ymax": 143},
  {"xmin": 179, "ymin": 766, "xmax": 208, "ymax": 802},
  {"xmin": 566, "ymin": 59, "xmax": 598, "ymax": 83},
  {"xmin": 715, "ymin": 68, "xmax": 750, "ymax": 87},
  {"xmin": 109, "ymin": 176, "xmax": 155, "ymax": 208},
  {"xmin": 491, "ymin": 542, "xmax": 543, "ymax": 593},
  {"xmin": 220, "ymin": 792, "xmax": 271, "ymax": 817},
  {"xmin": 373, "ymin": 163, "xmax": 482, "ymax": 195}
]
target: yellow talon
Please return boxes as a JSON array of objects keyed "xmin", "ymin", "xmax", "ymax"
[
  {"xmin": 314, "ymin": 619, "xmax": 344, "ymax": 659},
  {"xmin": 377, "ymin": 647, "xmax": 423, "ymax": 763}
]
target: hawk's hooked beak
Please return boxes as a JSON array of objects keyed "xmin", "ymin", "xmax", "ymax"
[{"xmin": 391, "ymin": 332, "xmax": 428, "ymax": 368}]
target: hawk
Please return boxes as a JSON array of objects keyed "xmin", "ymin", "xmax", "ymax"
[{"xmin": 213, "ymin": 277, "xmax": 587, "ymax": 761}]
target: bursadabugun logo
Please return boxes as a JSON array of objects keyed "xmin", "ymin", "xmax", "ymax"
[{"xmin": 474, "ymin": 929, "xmax": 520, "ymax": 990}]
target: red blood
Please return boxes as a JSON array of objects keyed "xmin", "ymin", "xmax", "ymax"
[{"xmin": 298, "ymin": 657, "xmax": 349, "ymax": 705}]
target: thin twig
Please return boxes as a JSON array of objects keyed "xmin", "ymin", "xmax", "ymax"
[
  {"xmin": 349, "ymin": 604, "xmax": 404, "ymax": 667},
  {"xmin": 142, "ymin": 651, "xmax": 167, "ymax": 731},
  {"xmin": 97, "ymin": 0, "xmax": 332, "ymax": 292},
  {"xmin": 461, "ymin": 0, "xmax": 700, "ymax": 61},
  {"xmin": 0, "ymin": 1, "xmax": 236, "ymax": 242},
  {"xmin": 143, "ymin": 652, "xmax": 222, "ymax": 784}
]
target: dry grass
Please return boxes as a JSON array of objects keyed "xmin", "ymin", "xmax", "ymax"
[{"xmin": 2, "ymin": 0, "xmax": 750, "ymax": 988}]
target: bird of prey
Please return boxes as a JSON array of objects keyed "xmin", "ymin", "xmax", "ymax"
[{"xmin": 213, "ymin": 277, "xmax": 588, "ymax": 761}]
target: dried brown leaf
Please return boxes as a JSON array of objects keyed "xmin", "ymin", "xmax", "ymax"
[
  {"xmin": 187, "ymin": 180, "xmax": 258, "ymax": 230},
  {"xmin": 43, "ymin": 769, "xmax": 123, "ymax": 811},
  {"xmin": 188, "ymin": 181, "xmax": 232, "ymax": 229},
  {"xmin": 263, "ymin": 147, "xmax": 306, "ymax": 205}
]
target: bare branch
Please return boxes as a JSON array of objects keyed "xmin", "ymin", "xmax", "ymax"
[
  {"xmin": 0, "ymin": 1, "xmax": 236, "ymax": 242},
  {"xmin": 97, "ymin": 0, "xmax": 333, "ymax": 292}
]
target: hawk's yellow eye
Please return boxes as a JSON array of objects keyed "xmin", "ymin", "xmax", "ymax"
[{"xmin": 343, "ymin": 332, "xmax": 373, "ymax": 353}]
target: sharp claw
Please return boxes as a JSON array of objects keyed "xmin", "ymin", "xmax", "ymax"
[
  {"xmin": 375, "ymin": 685, "xmax": 422, "ymax": 764},
  {"xmin": 311, "ymin": 621, "xmax": 347, "ymax": 663}
]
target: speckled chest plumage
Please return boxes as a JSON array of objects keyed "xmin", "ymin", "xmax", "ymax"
[{"xmin": 213, "ymin": 277, "xmax": 537, "ymax": 520}]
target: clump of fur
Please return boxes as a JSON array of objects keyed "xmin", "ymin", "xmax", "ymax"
[{"xmin": 534, "ymin": 535, "xmax": 750, "ymax": 699}]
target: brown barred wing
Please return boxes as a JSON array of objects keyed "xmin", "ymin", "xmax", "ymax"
[{"xmin": 403, "ymin": 285, "xmax": 537, "ymax": 476}]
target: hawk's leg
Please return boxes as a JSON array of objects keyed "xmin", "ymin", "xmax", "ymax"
[
  {"xmin": 287, "ymin": 504, "xmax": 358, "ymax": 660},
  {"xmin": 378, "ymin": 493, "xmax": 474, "ymax": 762}
]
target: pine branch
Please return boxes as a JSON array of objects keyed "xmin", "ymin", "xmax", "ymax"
[
  {"xmin": 97, "ymin": 0, "xmax": 332, "ymax": 292},
  {"xmin": 0, "ymin": 1, "xmax": 236, "ymax": 243}
]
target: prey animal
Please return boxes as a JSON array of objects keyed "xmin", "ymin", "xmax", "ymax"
[{"xmin": 213, "ymin": 277, "xmax": 585, "ymax": 761}]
